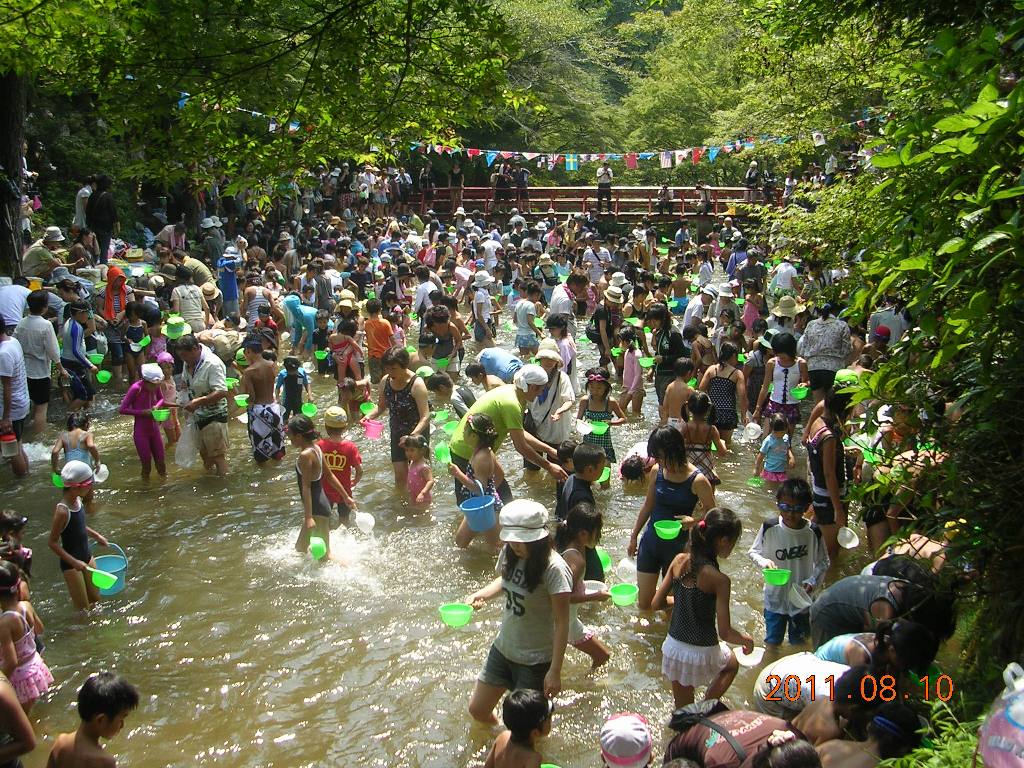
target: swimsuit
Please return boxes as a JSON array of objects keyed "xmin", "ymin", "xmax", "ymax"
[
  {"xmin": 685, "ymin": 424, "xmax": 721, "ymax": 485},
  {"xmin": 57, "ymin": 500, "xmax": 90, "ymax": 573},
  {"xmin": 582, "ymin": 400, "xmax": 616, "ymax": 461},
  {"xmin": 248, "ymin": 403, "xmax": 286, "ymax": 462},
  {"xmin": 3, "ymin": 607, "xmax": 52, "ymax": 705},
  {"xmin": 707, "ymin": 367, "xmax": 739, "ymax": 431},
  {"xmin": 637, "ymin": 469, "xmax": 700, "ymax": 575},
  {"xmin": 384, "ymin": 375, "xmax": 427, "ymax": 463},
  {"xmin": 295, "ymin": 446, "xmax": 332, "ymax": 517}
]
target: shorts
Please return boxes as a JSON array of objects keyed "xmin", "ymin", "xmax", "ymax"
[
  {"xmin": 515, "ymin": 333, "xmax": 539, "ymax": 351},
  {"xmin": 478, "ymin": 644, "xmax": 550, "ymax": 691},
  {"xmin": 62, "ymin": 360, "xmax": 95, "ymax": 402},
  {"xmin": 764, "ymin": 609, "xmax": 810, "ymax": 645},
  {"xmin": 812, "ymin": 493, "xmax": 837, "ymax": 525},
  {"xmin": 27, "ymin": 377, "xmax": 51, "ymax": 405},
  {"xmin": 198, "ymin": 419, "xmax": 229, "ymax": 460},
  {"xmin": 654, "ymin": 373, "xmax": 674, "ymax": 404},
  {"xmin": 107, "ymin": 339, "xmax": 125, "ymax": 365},
  {"xmin": 761, "ymin": 469, "xmax": 788, "ymax": 483},
  {"xmin": 765, "ymin": 399, "xmax": 801, "ymax": 425},
  {"xmin": 636, "ymin": 524, "xmax": 688, "ymax": 576},
  {"xmin": 809, "ymin": 369, "xmax": 836, "ymax": 392},
  {"xmin": 368, "ymin": 357, "xmax": 384, "ymax": 384},
  {"xmin": 335, "ymin": 501, "xmax": 352, "ymax": 524},
  {"xmin": 473, "ymin": 320, "xmax": 494, "ymax": 343},
  {"xmin": 8, "ymin": 417, "xmax": 25, "ymax": 442}
]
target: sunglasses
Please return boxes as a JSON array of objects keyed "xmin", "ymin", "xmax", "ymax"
[{"xmin": 777, "ymin": 501, "xmax": 804, "ymax": 513}]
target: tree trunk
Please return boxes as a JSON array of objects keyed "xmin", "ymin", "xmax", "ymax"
[{"xmin": 0, "ymin": 71, "xmax": 26, "ymax": 277}]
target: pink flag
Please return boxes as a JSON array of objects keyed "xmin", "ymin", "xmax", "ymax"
[
  {"xmin": 625, "ymin": 152, "xmax": 638, "ymax": 169},
  {"xmin": 691, "ymin": 147, "xmax": 703, "ymax": 164}
]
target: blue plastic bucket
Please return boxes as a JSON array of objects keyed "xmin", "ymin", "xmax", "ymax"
[
  {"xmin": 92, "ymin": 543, "xmax": 128, "ymax": 596},
  {"xmin": 460, "ymin": 481, "xmax": 496, "ymax": 532}
]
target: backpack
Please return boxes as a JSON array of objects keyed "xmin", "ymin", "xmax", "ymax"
[{"xmin": 667, "ymin": 699, "xmax": 748, "ymax": 763}]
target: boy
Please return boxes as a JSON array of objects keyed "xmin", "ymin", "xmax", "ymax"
[
  {"xmin": 483, "ymin": 689, "xmax": 553, "ymax": 768},
  {"xmin": 557, "ymin": 443, "xmax": 606, "ymax": 581},
  {"xmin": 275, "ymin": 356, "xmax": 311, "ymax": 422},
  {"xmin": 318, "ymin": 407, "xmax": 361, "ymax": 526},
  {"xmin": 312, "ymin": 310, "xmax": 335, "ymax": 376},
  {"xmin": 512, "ymin": 280, "xmax": 543, "ymax": 357},
  {"xmin": 464, "ymin": 362, "xmax": 503, "ymax": 391},
  {"xmin": 47, "ymin": 672, "xmax": 139, "ymax": 768},
  {"xmin": 425, "ymin": 372, "xmax": 476, "ymax": 418},
  {"xmin": 363, "ymin": 298, "xmax": 394, "ymax": 384},
  {"xmin": 747, "ymin": 478, "xmax": 830, "ymax": 648},
  {"xmin": 552, "ymin": 439, "xmax": 578, "ymax": 513}
]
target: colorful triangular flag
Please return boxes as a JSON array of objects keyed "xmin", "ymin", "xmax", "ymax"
[{"xmin": 708, "ymin": 147, "xmax": 720, "ymax": 163}]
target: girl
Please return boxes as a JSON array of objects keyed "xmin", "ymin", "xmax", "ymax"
[
  {"xmin": 755, "ymin": 415, "xmax": 795, "ymax": 485},
  {"xmin": 545, "ymin": 314, "xmax": 577, "ymax": 396},
  {"xmin": 403, "ymin": 434, "xmax": 434, "ymax": 509},
  {"xmin": 651, "ymin": 507, "xmax": 752, "ymax": 707},
  {"xmin": 689, "ymin": 323, "xmax": 717, "ymax": 380},
  {"xmin": 751, "ymin": 331, "xmax": 809, "ymax": 439},
  {"xmin": 682, "ymin": 393, "xmax": 727, "ymax": 486},
  {"xmin": 101, "ymin": 266, "xmax": 134, "ymax": 386},
  {"xmin": 50, "ymin": 411, "xmax": 100, "ymax": 516},
  {"xmin": 576, "ymin": 367, "xmax": 626, "ymax": 464},
  {"xmin": 47, "ymin": 461, "xmax": 109, "ymax": 610},
  {"xmin": 288, "ymin": 415, "xmax": 349, "ymax": 561},
  {"xmin": 0, "ymin": 513, "xmax": 32, "ymax": 599},
  {"xmin": 743, "ymin": 328, "xmax": 773, "ymax": 415},
  {"xmin": 699, "ymin": 342, "xmax": 746, "ymax": 447},
  {"xmin": 467, "ymin": 500, "xmax": 571, "ymax": 724},
  {"xmin": 554, "ymin": 502, "xmax": 611, "ymax": 668},
  {"xmin": 742, "ymin": 279, "xmax": 766, "ymax": 336},
  {"xmin": 450, "ymin": 414, "xmax": 505, "ymax": 549},
  {"xmin": 118, "ymin": 363, "xmax": 169, "ymax": 480},
  {"xmin": 156, "ymin": 351, "xmax": 181, "ymax": 445},
  {"xmin": 805, "ymin": 388, "xmax": 852, "ymax": 560},
  {"xmin": 122, "ymin": 301, "xmax": 148, "ymax": 384},
  {"xmin": 0, "ymin": 561, "xmax": 51, "ymax": 712},
  {"xmin": 629, "ymin": 426, "xmax": 716, "ymax": 610},
  {"xmin": 617, "ymin": 327, "xmax": 644, "ymax": 416},
  {"xmin": 813, "ymin": 619, "xmax": 938, "ymax": 679}
]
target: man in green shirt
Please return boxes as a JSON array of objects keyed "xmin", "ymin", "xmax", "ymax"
[{"xmin": 22, "ymin": 227, "xmax": 84, "ymax": 279}]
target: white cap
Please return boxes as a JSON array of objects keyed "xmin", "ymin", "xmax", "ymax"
[
  {"xmin": 498, "ymin": 500, "xmax": 549, "ymax": 543},
  {"xmin": 599, "ymin": 713, "xmax": 652, "ymax": 768},
  {"xmin": 141, "ymin": 363, "xmax": 164, "ymax": 383}
]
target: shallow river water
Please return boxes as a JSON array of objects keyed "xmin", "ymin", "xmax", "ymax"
[{"xmin": 6, "ymin": 330, "xmax": 871, "ymax": 768}]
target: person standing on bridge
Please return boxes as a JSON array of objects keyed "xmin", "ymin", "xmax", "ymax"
[{"xmin": 596, "ymin": 161, "xmax": 614, "ymax": 214}]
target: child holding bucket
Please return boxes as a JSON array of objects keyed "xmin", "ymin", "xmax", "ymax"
[
  {"xmin": 0, "ymin": 560, "xmax": 52, "ymax": 712},
  {"xmin": 118, "ymin": 363, "xmax": 169, "ymax": 481},
  {"xmin": 576, "ymin": 367, "xmax": 626, "ymax": 464},
  {"xmin": 651, "ymin": 507, "xmax": 752, "ymax": 708},
  {"xmin": 450, "ymin": 413, "xmax": 505, "ymax": 549},
  {"xmin": 156, "ymin": 352, "xmax": 181, "ymax": 445},
  {"xmin": 47, "ymin": 461, "xmax": 110, "ymax": 610},
  {"xmin": 50, "ymin": 411, "xmax": 101, "ymax": 516},
  {"xmin": 287, "ymin": 415, "xmax": 348, "ymax": 561}
]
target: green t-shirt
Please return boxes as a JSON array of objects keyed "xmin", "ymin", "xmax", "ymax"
[{"xmin": 450, "ymin": 385, "xmax": 525, "ymax": 461}]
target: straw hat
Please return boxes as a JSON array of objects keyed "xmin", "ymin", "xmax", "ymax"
[
  {"xmin": 772, "ymin": 295, "xmax": 806, "ymax": 318},
  {"xmin": 202, "ymin": 282, "xmax": 222, "ymax": 300},
  {"xmin": 603, "ymin": 286, "xmax": 624, "ymax": 304},
  {"xmin": 536, "ymin": 339, "xmax": 562, "ymax": 365}
]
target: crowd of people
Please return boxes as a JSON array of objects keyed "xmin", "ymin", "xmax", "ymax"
[{"xmin": 0, "ymin": 163, "xmax": 959, "ymax": 767}]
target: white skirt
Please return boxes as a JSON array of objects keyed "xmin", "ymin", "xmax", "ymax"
[{"xmin": 661, "ymin": 635, "xmax": 732, "ymax": 687}]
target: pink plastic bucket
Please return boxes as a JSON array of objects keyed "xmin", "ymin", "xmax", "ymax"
[{"xmin": 363, "ymin": 419, "xmax": 385, "ymax": 440}]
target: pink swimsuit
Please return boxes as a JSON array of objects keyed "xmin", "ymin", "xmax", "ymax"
[{"xmin": 406, "ymin": 459, "xmax": 432, "ymax": 505}]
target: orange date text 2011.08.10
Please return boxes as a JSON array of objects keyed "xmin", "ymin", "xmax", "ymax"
[{"xmin": 763, "ymin": 674, "xmax": 956, "ymax": 703}]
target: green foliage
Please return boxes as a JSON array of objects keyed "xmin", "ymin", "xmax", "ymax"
[{"xmin": 883, "ymin": 700, "xmax": 983, "ymax": 768}]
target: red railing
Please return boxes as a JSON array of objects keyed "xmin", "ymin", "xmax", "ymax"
[{"xmin": 412, "ymin": 185, "xmax": 777, "ymax": 216}]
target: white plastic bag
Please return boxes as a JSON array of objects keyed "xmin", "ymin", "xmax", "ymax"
[{"xmin": 175, "ymin": 418, "xmax": 199, "ymax": 469}]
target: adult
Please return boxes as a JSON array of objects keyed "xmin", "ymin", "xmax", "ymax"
[
  {"xmin": 241, "ymin": 271, "xmax": 280, "ymax": 326},
  {"xmin": 363, "ymin": 346, "xmax": 430, "ymax": 488},
  {"xmin": 737, "ymin": 249, "xmax": 769, "ymax": 295},
  {"xmin": 175, "ymin": 247, "xmax": 215, "ymax": 288},
  {"xmin": 100, "ymin": 265, "xmax": 134, "ymax": 386},
  {"xmin": 477, "ymin": 348, "xmax": 522, "ymax": 384},
  {"xmin": 587, "ymin": 285, "xmax": 624, "ymax": 367},
  {"xmin": 770, "ymin": 255, "xmax": 802, "ymax": 297},
  {"xmin": 217, "ymin": 247, "xmax": 242, "ymax": 319},
  {"xmin": 810, "ymin": 574, "xmax": 955, "ymax": 648},
  {"xmin": 753, "ymin": 651, "xmax": 850, "ymax": 719},
  {"xmin": 171, "ymin": 266, "xmax": 211, "ymax": 334},
  {"xmin": 0, "ymin": 283, "xmax": 29, "ymax": 332},
  {"xmin": 682, "ymin": 284, "xmax": 717, "ymax": 329},
  {"xmin": 664, "ymin": 707, "xmax": 819, "ymax": 768},
  {"xmin": 868, "ymin": 297, "xmax": 910, "ymax": 347},
  {"xmin": 21, "ymin": 227, "xmax": 78, "ymax": 280},
  {"xmin": 596, "ymin": 161, "xmax": 614, "ymax": 213},
  {"xmin": 548, "ymin": 273, "xmax": 586, "ymax": 337},
  {"xmin": 179, "ymin": 335, "xmax": 230, "ymax": 476},
  {"xmin": 85, "ymin": 173, "xmax": 117, "ymax": 264},
  {"xmin": 769, "ymin": 295, "xmax": 805, "ymax": 336},
  {"xmin": 647, "ymin": 303, "xmax": 686, "ymax": 404},
  {"xmin": 155, "ymin": 221, "xmax": 188, "ymax": 251},
  {"xmin": 68, "ymin": 228, "xmax": 99, "ymax": 267},
  {"xmin": 448, "ymin": 161, "xmax": 464, "ymax": 211},
  {"xmin": 816, "ymin": 702, "xmax": 922, "ymax": 768},
  {"xmin": 0, "ymin": 318, "xmax": 30, "ymax": 478},
  {"xmin": 524, "ymin": 341, "xmax": 576, "ymax": 470},
  {"xmin": 471, "ymin": 270, "xmax": 496, "ymax": 346},
  {"xmin": 73, "ymin": 175, "xmax": 96, "ymax": 229},
  {"xmin": 59, "ymin": 301, "xmax": 98, "ymax": 411},
  {"xmin": 798, "ymin": 304, "xmax": 852, "ymax": 401},
  {"xmin": 13, "ymin": 291, "xmax": 65, "ymax": 435},
  {"xmin": 804, "ymin": 388, "xmax": 851, "ymax": 559},
  {"xmin": 467, "ymin": 500, "xmax": 571, "ymax": 723}
]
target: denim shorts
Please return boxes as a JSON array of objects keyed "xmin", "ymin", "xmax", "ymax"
[
  {"xmin": 478, "ymin": 644, "xmax": 550, "ymax": 690},
  {"xmin": 515, "ymin": 333, "xmax": 539, "ymax": 350},
  {"xmin": 764, "ymin": 609, "xmax": 810, "ymax": 645}
]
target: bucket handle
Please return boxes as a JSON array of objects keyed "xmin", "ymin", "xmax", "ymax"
[
  {"xmin": 93, "ymin": 542, "xmax": 128, "ymax": 575},
  {"xmin": 471, "ymin": 480, "xmax": 485, "ymax": 498}
]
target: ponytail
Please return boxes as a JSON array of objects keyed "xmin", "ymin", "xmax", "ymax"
[
  {"xmin": 688, "ymin": 507, "xmax": 741, "ymax": 573},
  {"xmin": 687, "ymin": 391, "xmax": 716, "ymax": 426},
  {"xmin": 554, "ymin": 502, "xmax": 602, "ymax": 551}
]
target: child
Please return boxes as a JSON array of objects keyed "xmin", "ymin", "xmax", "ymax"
[
  {"xmin": 682, "ymin": 393, "xmax": 726, "ymax": 486},
  {"xmin": 618, "ymin": 441, "xmax": 656, "ymax": 489},
  {"xmin": 156, "ymin": 351, "xmax": 181, "ymax": 445},
  {"xmin": 545, "ymin": 314, "xmax": 577, "ymax": 396},
  {"xmin": 661, "ymin": 358, "xmax": 696, "ymax": 431},
  {"xmin": 600, "ymin": 713, "xmax": 654, "ymax": 768},
  {"xmin": 47, "ymin": 461, "xmax": 109, "ymax": 610},
  {"xmin": 329, "ymin": 317, "xmax": 363, "ymax": 386},
  {"xmin": 617, "ymin": 327, "xmax": 644, "ymax": 417},
  {"xmin": 748, "ymin": 479, "xmax": 830, "ymax": 648},
  {"xmin": 0, "ymin": 561, "xmax": 51, "ymax": 712},
  {"xmin": 275, "ymin": 356, "xmax": 311, "ymax": 422},
  {"xmin": 554, "ymin": 502, "xmax": 611, "ymax": 668},
  {"xmin": 742, "ymin": 280, "xmax": 765, "ymax": 336},
  {"xmin": 0, "ymin": 512, "xmax": 32, "ymax": 595},
  {"xmin": 513, "ymin": 280, "xmax": 543, "ymax": 357},
  {"xmin": 689, "ymin": 323, "xmax": 716, "ymax": 380},
  {"xmin": 450, "ymin": 414, "xmax": 505, "ymax": 549},
  {"xmin": 312, "ymin": 311, "xmax": 335, "ymax": 376},
  {"xmin": 337, "ymin": 376, "xmax": 371, "ymax": 420},
  {"xmin": 411, "ymin": 332, "xmax": 436, "ymax": 369},
  {"xmin": 576, "ymin": 367, "xmax": 626, "ymax": 464},
  {"xmin": 287, "ymin": 415, "xmax": 349, "ymax": 560},
  {"xmin": 552, "ymin": 439, "xmax": 578, "ymax": 513},
  {"xmin": 118, "ymin": 363, "xmax": 169, "ymax": 481},
  {"xmin": 47, "ymin": 672, "xmax": 139, "ymax": 768},
  {"xmin": 751, "ymin": 331, "xmax": 809, "ymax": 439},
  {"xmin": 403, "ymin": 434, "xmax": 433, "ymax": 508},
  {"xmin": 698, "ymin": 342, "xmax": 746, "ymax": 447},
  {"xmin": 482, "ymin": 689, "xmax": 554, "ymax": 768},
  {"xmin": 317, "ymin": 407, "xmax": 361, "ymax": 526},
  {"xmin": 556, "ymin": 443, "xmax": 605, "ymax": 580},
  {"xmin": 122, "ymin": 301, "xmax": 148, "ymax": 384},
  {"xmin": 743, "ymin": 329, "xmax": 773, "ymax": 415},
  {"xmin": 50, "ymin": 411, "xmax": 101, "ymax": 516},
  {"xmin": 363, "ymin": 298, "xmax": 395, "ymax": 384},
  {"xmin": 651, "ymin": 507, "xmax": 752, "ymax": 707},
  {"xmin": 755, "ymin": 415, "xmax": 795, "ymax": 485}
]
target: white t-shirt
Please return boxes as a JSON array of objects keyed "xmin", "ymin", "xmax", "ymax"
[
  {"xmin": 754, "ymin": 652, "xmax": 849, "ymax": 712},
  {"xmin": 413, "ymin": 281, "xmax": 434, "ymax": 314},
  {"xmin": 549, "ymin": 284, "xmax": 577, "ymax": 336},
  {"xmin": 597, "ymin": 166, "xmax": 614, "ymax": 184},
  {"xmin": 513, "ymin": 299, "xmax": 536, "ymax": 335},
  {"xmin": 0, "ymin": 285, "xmax": 30, "ymax": 330},
  {"xmin": 481, "ymin": 239, "xmax": 502, "ymax": 270},
  {"xmin": 74, "ymin": 185, "xmax": 92, "ymax": 228},
  {"xmin": 584, "ymin": 247, "xmax": 609, "ymax": 283},
  {"xmin": 682, "ymin": 295, "xmax": 708, "ymax": 328},
  {"xmin": 773, "ymin": 262, "xmax": 798, "ymax": 290},
  {"xmin": 473, "ymin": 288, "xmax": 492, "ymax": 323},
  {"xmin": 0, "ymin": 337, "xmax": 31, "ymax": 422}
]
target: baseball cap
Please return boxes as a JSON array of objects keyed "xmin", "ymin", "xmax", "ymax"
[
  {"xmin": 873, "ymin": 324, "xmax": 891, "ymax": 340},
  {"xmin": 498, "ymin": 500, "xmax": 549, "ymax": 543},
  {"xmin": 599, "ymin": 713, "xmax": 652, "ymax": 768}
]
